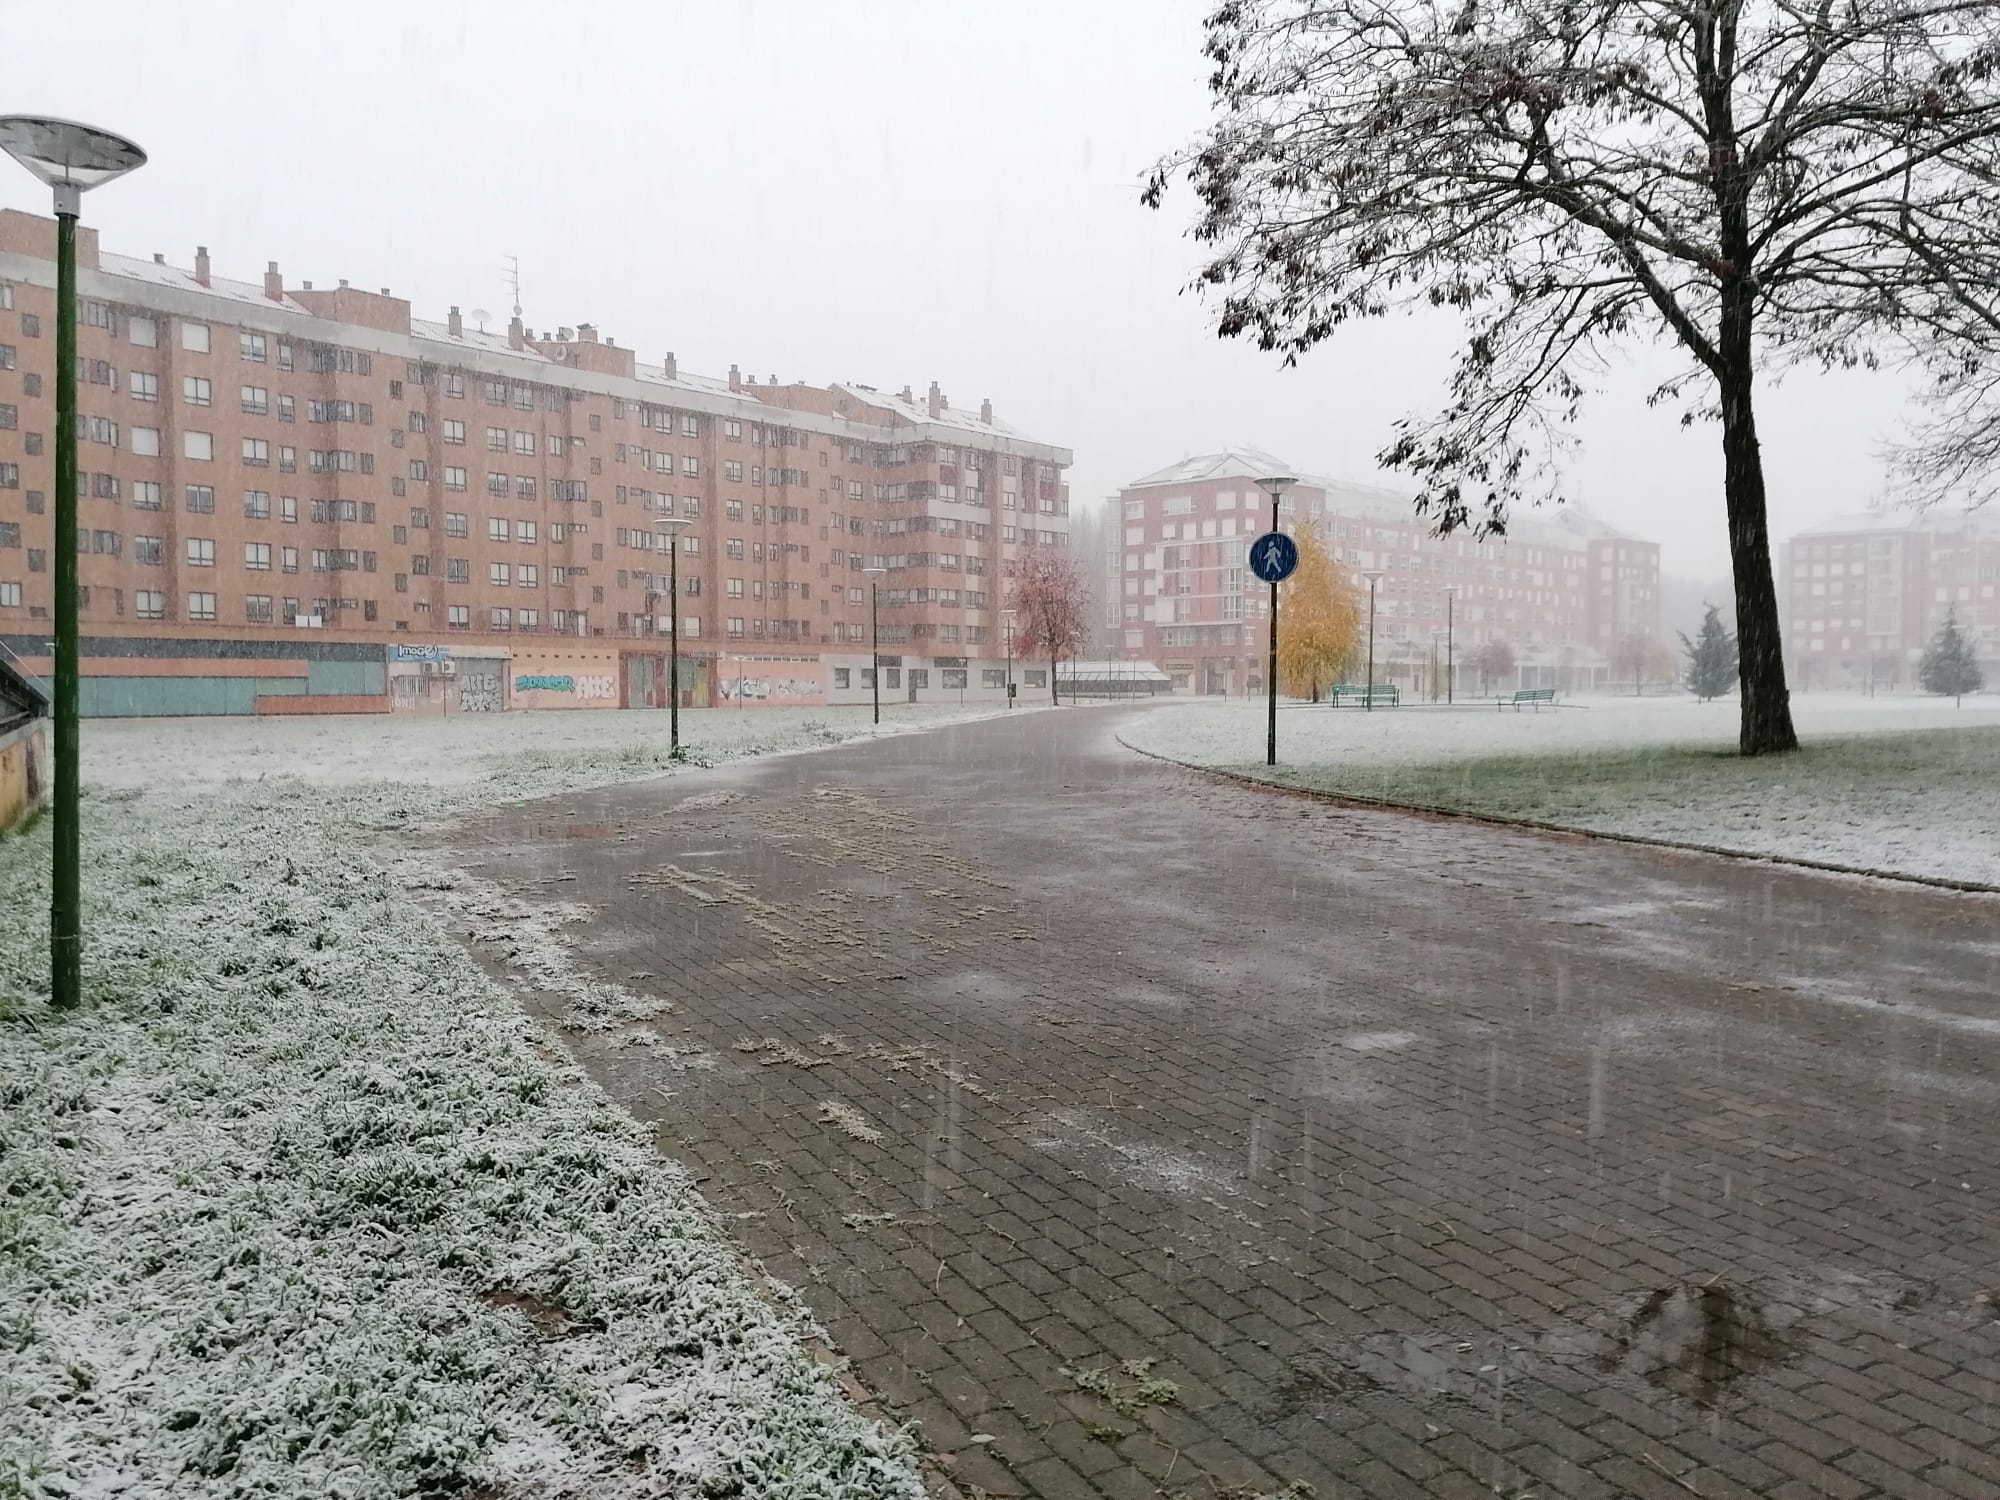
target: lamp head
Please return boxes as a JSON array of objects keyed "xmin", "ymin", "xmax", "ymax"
[{"xmin": 0, "ymin": 116, "xmax": 146, "ymax": 214}]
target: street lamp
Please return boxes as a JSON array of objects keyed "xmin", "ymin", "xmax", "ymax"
[
  {"xmin": 1255, "ymin": 475, "xmax": 1296, "ymax": 766},
  {"xmin": 0, "ymin": 116, "xmax": 147, "ymax": 1012},
  {"xmin": 1361, "ymin": 570, "xmax": 1385, "ymax": 713},
  {"xmin": 1002, "ymin": 607, "xmax": 1017, "ymax": 709},
  {"xmin": 863, "ymin": 565, "xmax": 887, "ymax": 725},
  {"xmin": 1444, "ymin": 585, "xmax": 1457, "ymax": 705},
  {"xmin": 652, "ymin": 515, "xmax": 691, "ymax": 756}
]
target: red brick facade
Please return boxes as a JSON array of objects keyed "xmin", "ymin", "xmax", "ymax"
[{"xmin": 0, "ymin": 210, "xmax": 1070, "ymax": 712}]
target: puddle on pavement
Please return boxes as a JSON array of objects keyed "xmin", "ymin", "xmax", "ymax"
[{"xmin": 1596, "ymin": 1281, "xmax": 1793, "ymax": 1406}]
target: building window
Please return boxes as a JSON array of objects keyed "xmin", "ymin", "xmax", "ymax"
[
  {"xmin": 184, "ymin": 431, "xmax": 214, "ymax": 462},
  {"xmin": 135, "ymin": 590, "xmax": 165, "ymax": 620},
  {"xmin": 240, "ymin": 331, "xmax": 266, "ymax": 362},
  {"xmin": 243, "ymin": 490, "xmax": 271, "ymax": 519},
  {"xmin": 187, "ymin": 591, "xmax": 217, "ymax": 621},
  {"xmin": 128, "ymin": 370, "xmax": 159, "ymax": 402},
  {"xmin": 185, "ymin": 485, "xmax": 216, "ymax": 514},
  {"xmin": 241, "ymin": 385, "xmax": 269, "ymax": 415},
  {"xmin": 445, "ymin": 512, "xmax": 468, "ymax": 538},
  {"xmin": 516, "ymin": 476, "xmax": 536, "ymax": 501},
  {"xmin": 186, "ymin": 538, "xmax": 216, "ymax": 567},
  {"xmin": 279, "ymin": 446, "xmax": 296, "ymax": 473},
  {"xmin": 447, "ymin": 604, "xmax": 470, "ymax": 629},
  {"xmin": 242, "ymin": 438, "xmax": 270, "ymax": 467},
  {"xmin": 518, "ymin": 565, "xmax": 537, "ymax": 587},
  {"xmin": 244, "ymin": 541, "xmax": 272, "ymax": 570},
  {"xmin": 487, "ymin": 472, "xmax": 509, "ymax": 498},
  {"xmin": 443, "ymin": 418, "xmax": 465, "ymax": 445},
  {"xmin": 245, "ymin": 594, "xmax": 274, "ymax": 623},
  {"xmin": 282, "ymin": 546, "xmax": 299, "ymax": 573},
  {"xmin": 130, "ymin": 427, "xmax": 161, "ymax": 457},
  {"xmin": 181, "ymin": 323, "xmax": 210, "ymax": 354},
  {"xmin": 444, "ymin": 466, "xmax": 466, "ymax": 491},
  {"xmin": 516, "ymin": 520, "xmax": 536, "ymax": 543},
  {"xmin": 514, "ymin": 430, "xmax": 535, "ymax": 456}
]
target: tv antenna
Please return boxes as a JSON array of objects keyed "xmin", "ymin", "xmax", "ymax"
[{"xmin": 502, "ymin": 255, "xmax": 522, "ymax": 319}]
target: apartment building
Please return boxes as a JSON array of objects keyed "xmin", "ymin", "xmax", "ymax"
[
  {"xmin": 0, "ymin": 209, "xmax": 1070, "ymax": 715},
  {"xmin": 1115, "ymin": 449, "xmax": 1660, "ymax": 695},
  {"xmin": 1781, "ymin": 506, "xmax": 2000, "ymax": 691}
]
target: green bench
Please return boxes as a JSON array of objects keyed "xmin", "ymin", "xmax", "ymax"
[
  {"xmin": 1500, "ymin": 688, "xmax": 1557, "ymax": 711},
  {"xmin": 1329, "ymin": 684, "xmax": 1400, "ymax": 707}
]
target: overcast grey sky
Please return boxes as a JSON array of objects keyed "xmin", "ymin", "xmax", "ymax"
[{"xmin": 3, "ymin": 0, "xmax": 1919, "ymax": 578}]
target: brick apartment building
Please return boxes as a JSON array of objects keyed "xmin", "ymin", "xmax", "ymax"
[
  {"xmin": 1781, "ymin": 505, "xmax": 2000, "ymax": 691},
  {"xmin": 1115, "ymin": 449, "xmax": 1660, "ymax": 696},
  {"xmin": 0, "ymin": 208, "xmax": 1070, "ymax": 715}
]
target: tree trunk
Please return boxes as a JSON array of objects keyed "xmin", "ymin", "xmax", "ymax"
[
  {"xmin": 1716, "ymin": 296, "xmax": 1799, "ymax": 756},
  {"xmin": 1049, "ymin": 647, "xmax": 1059, "ymax": 706}
]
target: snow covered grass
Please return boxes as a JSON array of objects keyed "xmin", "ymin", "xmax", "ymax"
[
  {"xmin": 0, "ymin": 707, "xmax": 965, "ymax": 1499},
  {"xmin": 1123, "ymin": 694, "xmax": 2000, "ymax": 886},
  {"xmin": 84, "ymin": 701, "xmax": 1016, "ymax": 792}
]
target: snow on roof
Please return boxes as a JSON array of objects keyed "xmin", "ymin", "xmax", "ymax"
[
  {"xmin": 1125, "ymin": 447, "xmax": 1302, "ymax": 488},
  {"xmin": 1793, "ymin": 506, "xmax": 2000, "ymax": 538},
  {"xmin": 831, "ymin": 384, "xmax": 1042, "ymax": 444},
  {"xmin": 1127, "ymin": 450, "xmax": 1657, "ymax": 551},
  {"xmin": 410, "ymin": 318, "xmax": 557, "ymax": 364},
  {"xmin": 99, "ymin": 252, "xmax": 314, "ymax": 316}
]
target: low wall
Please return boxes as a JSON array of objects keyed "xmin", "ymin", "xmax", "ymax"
[
  {"xmin": 0, "ymin": 719, "xmax": 49, "ymax": 832},
  {"xmin": 256, "ymin": 694, "xmax": 393, "ymax": 716}
]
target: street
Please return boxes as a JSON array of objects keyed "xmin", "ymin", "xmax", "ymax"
[{"xmin": 427, "ymin": 706, "xmax": 2000, "ymax": 1499}]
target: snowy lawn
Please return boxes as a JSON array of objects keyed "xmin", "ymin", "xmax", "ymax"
[
  {"xmin": 1122, "ymin": 694, "xmax": 2000, "ymax": 886},
  {"xmin": 0, "ymin": 705, "xmax": 1014, "ymax": 1499}
]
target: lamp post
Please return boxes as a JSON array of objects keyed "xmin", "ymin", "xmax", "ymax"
[
  {"xmin": 1362, "ymin": 570, "xmax": 1385, "ymax": 713},
  {"xmin": 1255, "ymin": 475, "xmax": 1296, "ymax": 766},
  {"xmin": 863, "ymin": 565, "xmax": 887, "ymax": 725},
  {"xmin": 0, "ymin": 117, "xmax": 147, "ymax": 1012},
  {"xmin": 1002, "ymin": 607, "xmax": 1016, "ymax": 709},
  {"xmin": 652, "ymin": 514, "xmax": 690, "ymax": 756},
  {"xmin": 1444, "ymin": 585, "xmax": 1456, "ymax": 705}
]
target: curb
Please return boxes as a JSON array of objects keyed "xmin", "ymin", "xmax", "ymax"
[{"xmin": 1114, "ymin": 734, "xmax": 2000, "ymax": 898}]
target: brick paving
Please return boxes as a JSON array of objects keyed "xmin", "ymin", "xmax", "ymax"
[{"xmin": 425, "ymin": 707, "xmax": 2000, "ymax": 1498}]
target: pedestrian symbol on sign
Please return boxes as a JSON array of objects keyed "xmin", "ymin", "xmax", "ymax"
[{"xmin": 1248, "ymin": 531, "xmax": 1299, "ymax": 584}]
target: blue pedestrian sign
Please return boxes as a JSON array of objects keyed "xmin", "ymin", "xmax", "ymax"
[{"xmin": 1248, "ymin": 531, "xmax": 1298, "ymax": 584}]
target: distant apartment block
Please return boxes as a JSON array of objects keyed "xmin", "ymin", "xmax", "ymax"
[
  {"xmin": 1781, "ymin": 506, "xmax": 2000, "ymax": 690},
  {"xmin": 0, "ymin": 209, "xmax": 1070, "ymax": 714},
  {"xmin": 1115, "ymin": 449, "xmax": 1660, "ymax": 695}
]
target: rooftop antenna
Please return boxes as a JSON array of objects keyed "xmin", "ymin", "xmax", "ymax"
[
  {"xmin": 469, "ymin": 307, "xmax": 491, "ymax": 334},
  {"xmin": 502, "ymin": 255, "xmax": 522, "ymax": 319}
]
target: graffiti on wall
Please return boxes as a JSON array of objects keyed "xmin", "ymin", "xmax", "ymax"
[
  {"xmin": 720, "ymin": 675, "xmax": 823, "ymax": 703},
  {"xmin": 457, "ymin": 671, "xmax": 501, "ymax": 712},
  {"xmin": 515, "ymin": 673, "xmax": 617, "ymax": 701}
]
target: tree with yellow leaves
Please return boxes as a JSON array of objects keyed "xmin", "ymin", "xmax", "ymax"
[{"xmin": 1277, "ymin": 521, "xmax": 1361, "ymax": 701}]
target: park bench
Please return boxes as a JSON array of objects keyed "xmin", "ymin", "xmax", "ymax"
[
  {"xmin": 1329, "ymin": 684, "xmax": 1399, "ymax": 707},
  {"xmin": 1500, "ymin": 687, "xmax": 1558, "ymax": 711}
]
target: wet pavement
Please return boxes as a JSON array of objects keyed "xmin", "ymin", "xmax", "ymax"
[{"xmin": 424, "ymin": 706, "xmax": 2000, "ymax": 1499}]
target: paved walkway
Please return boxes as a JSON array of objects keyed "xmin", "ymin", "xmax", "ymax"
[{"xmin": 428, "ymin": 707, "xmax": 2000, "ymax": 1499}]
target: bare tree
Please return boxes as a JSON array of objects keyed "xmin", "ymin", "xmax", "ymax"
[
  {"xmin": 1145, "ymin": 1, "xmax": 2000, "ymax": 755},
  {"xmin": 1007, "ymin": 545, "xmax": 1091, "ymax": 705}
]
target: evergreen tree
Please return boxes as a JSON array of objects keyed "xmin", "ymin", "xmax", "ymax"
[
  {"xmin": 1919, "ymin": 607, "xmax": 1985, "ymax": 705},
  {"xmin": 1277, "ymin": 522, "xmax": 1361, "ymax": 700},
  {"xmin": 1679, "ymin": 605, "xmax": 1739, "ymax": 702}
]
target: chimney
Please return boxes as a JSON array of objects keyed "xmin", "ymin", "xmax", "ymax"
[
  {"xmin": 194, "ymin": 246, "xmax": 211, "ymax": 287},
  {"xmin": 447, "ymin": 305, "xmax": 463, "ymax": 338},
  {"xmin": 767, "ymin": 374, "xmax": 777, "ymax": 385},
  {"xmin": 508, "ymin": 314, "xmax": 525, "ymax": 351},
  {"xmin": 728, "ymin": 363, "xmax": 741, "ymax": 392},
  {"xmin": 379, "ymin": 287, "xmax": 391, "ymax": 296},
  {"xmin": 264, "ymin": 261, "xmax": 283, "ymax": 301},
  {"xmin": 302, "ymin": 280, "xmax": 313, "ymax": 290},
  {"xmin": 664, "ymin": 351, "xmax": 677, "ymax": 379},
  {"xmin": 940, "ymin": 393, "xmax": 950, "ymax": 412},
  {"xmin": 979, "ymin": 398, "xmax": 992, "ymax": 424},
  {"xmin": 927, "ymin": 380, "xmax": 942, "ymax": 419},
  {"xmin": 338, "ymin": 278, "xmax": 349, "ymax": 289},
  {"xmin": 578, "ymin": 323, "xmax": 598, "ymax": 343},
  {"xmin": 152, "ymin": 252, "xmax": 165, "ymax": 265}
]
